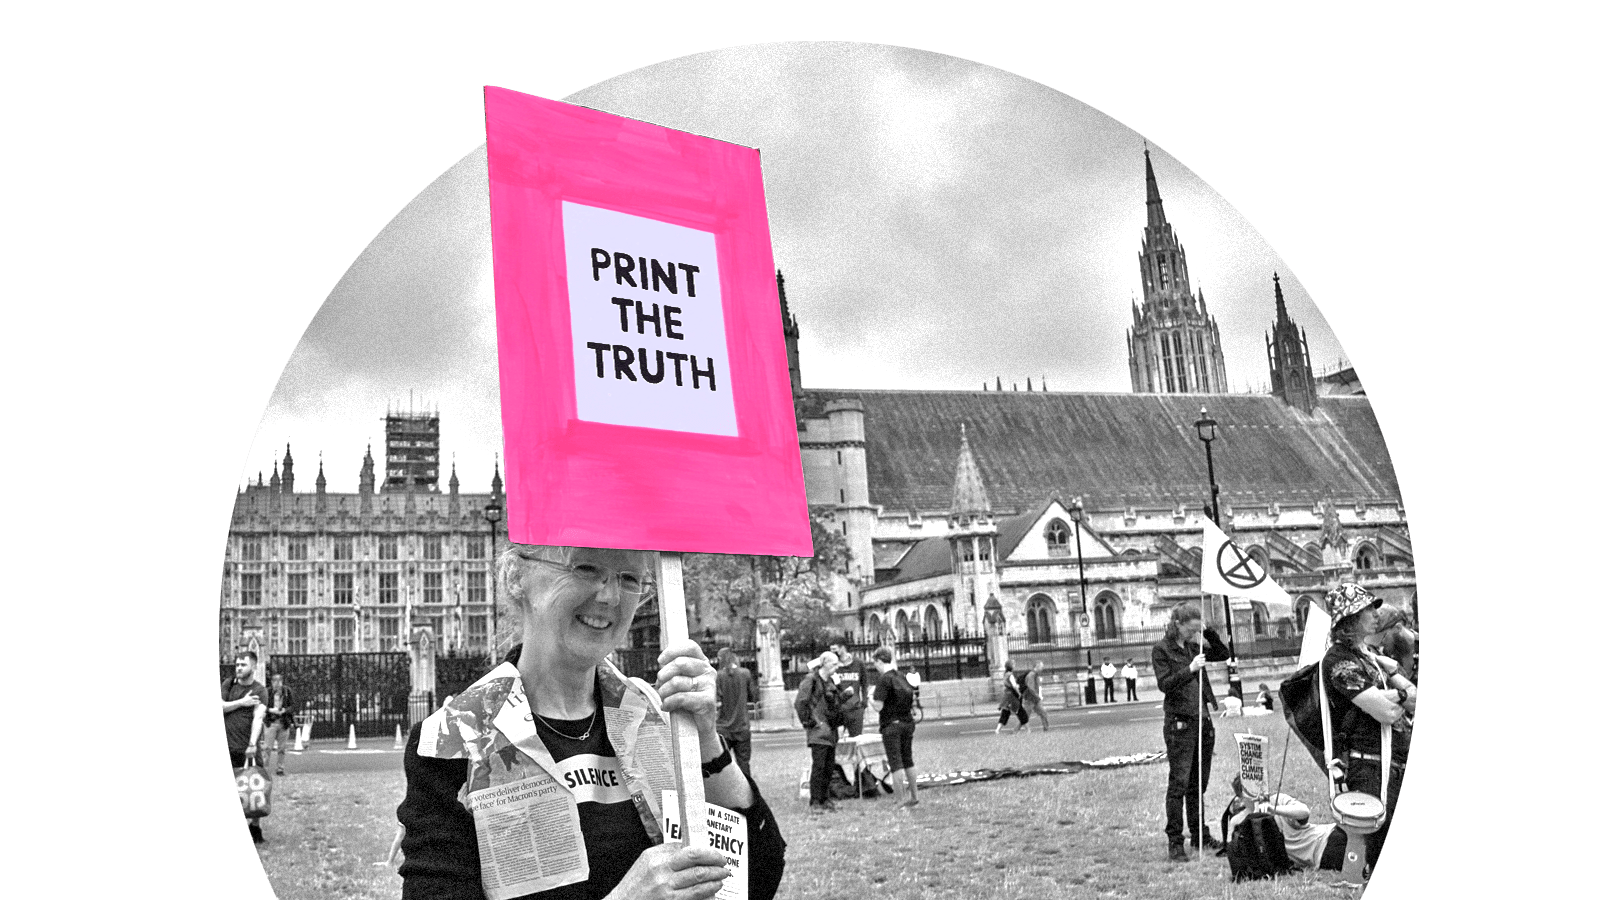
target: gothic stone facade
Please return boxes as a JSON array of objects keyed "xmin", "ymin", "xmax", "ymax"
[{"xmin": 218, "ymin": 446, "xmax": 506, "ymax": 660}]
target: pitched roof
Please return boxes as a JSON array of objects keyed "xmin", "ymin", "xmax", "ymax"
[{"xmin": 802, "ymin": 389, "xmax": 1399, "ymax": 514}]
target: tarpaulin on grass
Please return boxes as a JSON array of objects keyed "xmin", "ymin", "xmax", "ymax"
[{"xmin": 917, "ymin": 752, "xmax": 1166, "ymax": 788}]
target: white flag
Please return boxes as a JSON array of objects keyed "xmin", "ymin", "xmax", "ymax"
[
  {"xmin": 1296, "ymin": 601, "xmax": 1332, "ymax": 668},
  {"xmin": 1198, "ymin": 516, "xmax": 1293, "ymax": 608}
]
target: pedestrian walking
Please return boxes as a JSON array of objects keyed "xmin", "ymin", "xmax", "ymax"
[
  {"xmin": 1101, "ymin": 659, "xmax": 1118, "ymax": 702},
  {"xmin": 1022, "ymin": 661, "xmax": 1050, "ymax": 731},
  {"xmin": 222, "ymin": 650, "xmax": 269, "ymax": 844},
  {"xmin": 1122, "ymin": 659, "xmax": 1140, "ymax": 702},
  {"xmin": 995, "ymin": 660, "xmax": 1030, "ymax": 733}
]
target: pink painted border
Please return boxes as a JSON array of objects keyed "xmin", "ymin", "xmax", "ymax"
[{"xmin": 484, "ymin": 87, "xmax": 811, "ymax": 556}]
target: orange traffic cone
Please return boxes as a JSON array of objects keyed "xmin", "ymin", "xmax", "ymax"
[
  {"xmin": 292, "ymin": 724, "xmax": 305, "ymax": 752},
  {"xmin": 346, "ymin": 725, "xmax": 359, "ymax": 750},
  {"xmin": 394, "ymin": 724, "xmax": 405, "ymax": 750}
]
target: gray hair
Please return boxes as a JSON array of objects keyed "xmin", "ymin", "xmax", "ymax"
[{"xmin": 492, "ymin": 543, "xmax": 657, "ymax": 657}]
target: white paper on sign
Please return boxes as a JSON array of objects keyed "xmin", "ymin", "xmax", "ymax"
[
  {"xmin": 563, "ymin": 202, "xmax": 737, "ymax": 436},
  {"xmin": 1234, "ymin": 732, "xmax": 1269, "ymax": 798},
  {"xmin": 661, "ymin": 789, "xmax": 749, "ymax": 900}
]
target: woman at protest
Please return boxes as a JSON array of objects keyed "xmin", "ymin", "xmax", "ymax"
[
  {"xmin": 397, "ymin": 544, "xmax": 786, "ymax": 900},
  {"xmin": 1322, "ymin": 582, "xmax": 1416, "ymax": 871},
  {"xmin": 794, "ymin": 650, "xmax": 842, "ymax": 814},
  {"xmin": 994, "ymin": 659, "xmax": 1029, "ymax": 733},
  {"xmin": 870, "ymin": 645, "xmax": 920, "ymax": 809},
  {"xmin": 1151, "ymin": 602, "xmax": 1231, "ymax": 861}
]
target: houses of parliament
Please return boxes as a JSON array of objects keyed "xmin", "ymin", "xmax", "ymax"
[{"xmin": 218, "ymin": 151, "xmax": 1413, "ymax": 660}]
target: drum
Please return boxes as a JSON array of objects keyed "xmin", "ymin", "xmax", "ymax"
[{"xmin": 1331, "ymin": 791, "xmax": 1386, "ymax": 834}]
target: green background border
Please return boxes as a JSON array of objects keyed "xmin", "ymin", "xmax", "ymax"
[{"xmin": 12, "ymin": 1, "xmax": 1580, "ymax": 896}]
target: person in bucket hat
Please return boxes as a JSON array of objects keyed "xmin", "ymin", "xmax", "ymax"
[
  {"xmin": 1326, "ymin": 582, "xmax": 1381, "ymax": 628},
  {"xmin": 1320, "ymin": 582, "xmax": 1417, "ymax": 875}
]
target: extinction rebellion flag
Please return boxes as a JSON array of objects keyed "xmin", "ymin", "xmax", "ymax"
[{"xmin": 1198, "ymin": 516, "xmax": 1293, "ymax": 607}]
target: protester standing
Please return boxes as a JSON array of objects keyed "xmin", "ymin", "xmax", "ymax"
[
  {"xmin": 829, "ymin": 642, "xmax": 868, "ymax": 738},
  {"xmin": 222, "ymin": 650, "xmax": 269, "ymax": 844},
  {"xmin": 795, "ymin": 651, "xmax": 842, "ymax": 814},
  {"xmin": 994, "ymin": 660, "xmax": 1029, "ymax": 733},
  {"xmin": 870, "ymin": 646, "xmax": 919, "ymax": 809},
  {"xmin": 1151, "ymin": 602, "xmax": 1230, "ymax": 861},
  {"xmin": 1022, "ymin": 661, "xmax": 1050, "ymax": 731},
  {"xmin": 1122, "ymin": 659, "xmax": 1139, "ymax": 701},
  {"xmin": 398, "ymin": 543, "xmax": 786, "ymax": 900},
  {"xmin": 1322, "ymin": 582, "xmax": 1415, "ymax": 871},
  {"xmin": 716, "ymin": 648, "xmax": 759, "ymax": 777},
  {"xmin": 1080, "ymin": 665, "xmax": 1096, "ymax": 705},
  {"xmin": 1101, "ymin": 659, "xmax": 1118, "ymax": 702}
]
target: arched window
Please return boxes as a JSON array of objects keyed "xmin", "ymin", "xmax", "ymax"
[
  {"xmin": 1251, "ymin": 602, "xmax": 1268, "ymax": 637},
  {"xmin": 1302, "ymin": 541, "xmax": 1321, "ymax": 559},
  {"xmin": 960, "ymin": 542, "xmax": 974, "ymax": 563},
  {"xmin": 1093, "ymin": 591, "xmax": 1121, "ymax": 640},
  {"xmin": 1294, "ymin": 596, "xmax": 1315, "ymax": 633},
  {"xmin": 894, "ymin": 610, "xmax": 911, "ymax": 644},
  {"xmin": 1045, "ymin": 519, "xmax": 1071, "ymax": 556},
  {"xmin": 868, "ymin": 613, "xmax": 884, "ymax": 644},
  {"xmin": 1025, "ymin": 594, "xmax": 1055, "ymax": 645},
  {"xmin": 924, "ymin": 604, "xmax": 943, "ymax": 641},
  {"xmin": 1355, "ymin": 543, "xmax": 1380, "ymax": 570}
]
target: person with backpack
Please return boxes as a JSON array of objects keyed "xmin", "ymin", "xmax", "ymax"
[
  {"xmin": 1150, "ymin": 602, "xmax": 1231, "ymax": 861},
  {"xmin": 1220, "ymin": 775, "xmax": 1346, "ymax": 879},
  {"xmin": 794, "ymin": 651, "xmax": 842, "ymax": 814}
]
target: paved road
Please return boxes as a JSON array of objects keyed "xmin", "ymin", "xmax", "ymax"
[{"xmin": 275, "ymin": 699, "xmax": 1170, "ymax": 775}]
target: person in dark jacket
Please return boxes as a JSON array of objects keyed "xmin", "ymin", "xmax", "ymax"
[
  {"xmin": 829, "ymin": 643, "xmax": 869, "ymax": 738},
  {"xmin": 258, "ymin": 673, "xmax": 296, "ymax": 776},
  {"xmin": 1322, "ymin": 582, "xmax": 1416, "ymax": 872},
  {"xmin": 395, "ymin": 543, "xmax": 786, "ymax": 900},
  {"xmin": 1150, "ymin": 602, "xmax": 1231, "ymax": 861},
  {"xmin": 793, "ymin": 651, "xmax": 841, "ymax": 814},
  {"xmin": 715, "ymin": 647, "xmax": 760, "ymax": 778}
]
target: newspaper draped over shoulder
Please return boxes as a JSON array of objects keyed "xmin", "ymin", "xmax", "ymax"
[{"xmin": 416, "ymin": 659, "xmax": 720, "ymax": 900}]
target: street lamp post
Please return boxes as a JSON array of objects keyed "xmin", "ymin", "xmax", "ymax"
[
  {"xmin": 483, "ymin": 499, "xmax": 503, "ymax": 664},
  {"xmin": 1068, "ymin": 497, "xmax": 1093, "ymax": 668},
  {"xmin": 1194, "ymin": 406, "xmax": 1243, "ymax": 700}
]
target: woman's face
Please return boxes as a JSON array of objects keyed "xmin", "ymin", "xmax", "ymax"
[
  {"xmin": 1176, "ymin": 616, "xmax": 1204, "ymax": 641},
  {"xmin": 519, "ymin": 546, "xmax": 653, "ymax": 671}
]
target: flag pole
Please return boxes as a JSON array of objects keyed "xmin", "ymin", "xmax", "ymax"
[{"xmin": 657, "ymin": 551, "xmax": 709, "ymax": 848}]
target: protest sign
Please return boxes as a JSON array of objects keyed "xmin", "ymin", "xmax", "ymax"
[
  {"xmin": 1234, "ymin": 732, "xmax": 1269, "ymax": 798},
  {"xmin": 484, "ymin": 86, "xmax": 811, "ymax": 557},
  {"xmin": 662, "ymin": 790, "xmax": 749, "ymax": 900}
]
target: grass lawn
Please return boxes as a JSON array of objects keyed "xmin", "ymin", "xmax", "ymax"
[{"xmin": 254, "ymin": 714, "xmax": 1376, "ymax": 899}]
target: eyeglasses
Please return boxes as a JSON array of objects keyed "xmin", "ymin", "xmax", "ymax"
[{"xmin": 524, "ymin": 556, "xmax": 648, "ymax": 597}]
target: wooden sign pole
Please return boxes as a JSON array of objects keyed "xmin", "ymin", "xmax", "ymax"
[{"xmin": 657, "ymin": 551, "xmax": 709, "ymax": 848}]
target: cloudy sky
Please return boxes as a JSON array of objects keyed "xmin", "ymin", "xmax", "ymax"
[{"xmin": 250, "ymin": 42, "xmax": 1345, "ymax": 494}]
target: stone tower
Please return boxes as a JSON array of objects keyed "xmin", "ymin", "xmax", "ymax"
[
  {"xmin": 1126, "ymin": 148, "xmax": 1229, "ymax": 394},
  {"xmin": 1265, "ymin": 273, "xmax": 1317, "ymax": 414},
  {"xmin": 946, "ymin": 425, "xmax": 999, "ymax": 636}
]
